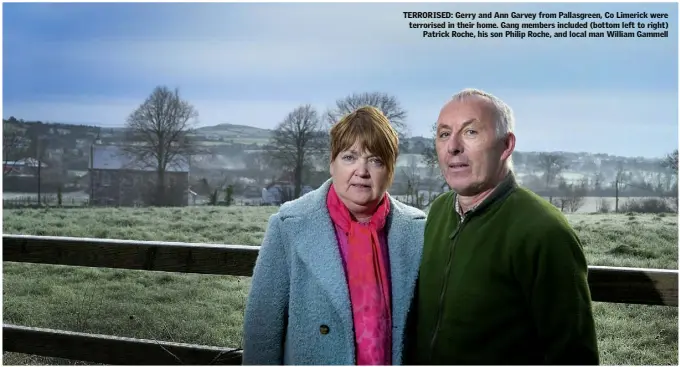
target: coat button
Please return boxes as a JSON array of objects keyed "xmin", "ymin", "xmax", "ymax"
[{"xmin": 320, "ymin": 325, "xmax": 330, "ymax": 335}]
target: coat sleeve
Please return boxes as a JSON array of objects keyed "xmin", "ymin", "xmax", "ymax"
[
  {"xmin": 242, "ymin": 214, "xmax": 290, "ymax": 365},
  {"xmin": 512, "ymin": 221, "xmax": 600, "ymax": 365}
]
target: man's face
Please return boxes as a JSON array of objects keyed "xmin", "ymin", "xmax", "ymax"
[{"xmin": 435, "ymin": 96, "xmax": 514, "ymax": 196}]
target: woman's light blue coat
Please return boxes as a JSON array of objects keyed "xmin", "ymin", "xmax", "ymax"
[{"xmin": 242, "ymin": 179, "xmax": 426, "ymax": 365}]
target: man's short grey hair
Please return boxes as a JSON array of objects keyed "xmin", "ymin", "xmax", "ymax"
[{"xmin": 450, "ymin": 88, "xmax": 515, "ymax": 170}]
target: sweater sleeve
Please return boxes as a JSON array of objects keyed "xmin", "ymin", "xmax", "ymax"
[
  {"xmin": 512, "ymin": 221, "xmax": 600, "ymax": 365},
  {"xmin": 242, "ymin": 214, "xmax": 290, "ymax": 365}
]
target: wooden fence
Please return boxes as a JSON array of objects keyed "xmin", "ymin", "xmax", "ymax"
[{"xmin": 3, "ymin": 234, "xmax": 678, "ymax": 365}]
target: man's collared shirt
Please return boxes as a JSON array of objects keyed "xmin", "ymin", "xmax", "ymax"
[
  {"xmin": 452, "ymin": 172, "xmax": 516, "ymax": 222},
  {"xmin": 454, "ymin": 195, "xmax": 478, "ymax": 222}
]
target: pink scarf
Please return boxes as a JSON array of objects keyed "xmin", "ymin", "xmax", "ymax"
[{"xmin": 326, "ymin": 184, "xmax": 392, "ymax": 365}]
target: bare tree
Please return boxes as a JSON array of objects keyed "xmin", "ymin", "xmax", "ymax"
[
  {"xmin": 660, "ymin": 149, "xmax": 678, "ymax": 193},
  {"xmin": 661, "ymin": 149, "xmax": 679, "ymax": 172},
  {"xmin": 421, "ymin": 121, "xmax": 446, "ymax": 202},
  {"xmin": 423, "ymin": 162, "xmax": 441, "ymax": 205},
  {"xmin": 538, "ymin": 153, "xmax": 567, "ymax": 188},
  {"xmin": 325, "ymin": 92, "xmax": 409, "ymax": 139},
  {"xmin": 123, "ymin": 86, "xmax": 199, "ymax": 206},
  {"xmin": 613, "ymin": 164, "xmax": 632, "ymax": 213},
  {"xmin": 243, "ymin": 151, "xmax": 273, "ymax": 185},
  {"xmin": 25, "ymin": 128, "xmax": 50, "ymax": 203},
  {"xmin": 592, "ymin": 171, "xmax": 605, "ymax": 195},
  {"xmin": 595, "ymin": 197, "xmax": 611, "ymax": 213},
  {"xmin": 422, "ymin": 121, "xmax": 439, "ymax": 171},
  {"xmin": 557, "ymin": 177, "xmax": 588, "ymax": 213},
  {"xmin": 3, "ymin": 121, "xmax": 27, "ymax": 176},
  {"xmin": 268, "ymin": 104, "xmax": 325, "ymax": 198},
  {"xmin": 659, "ymin": 149, "xmax": 678, "ymax": 209},
  {"xmin": 556, "ymin": 175, "xmax": 569, "ymax": 212},
  {"xmin": 401, "ymin": 154, "xmax": 422, "ymax": 207},
  {"xmin": 537, "ymin": 153, "xmax": 568, "ymax": 203}
]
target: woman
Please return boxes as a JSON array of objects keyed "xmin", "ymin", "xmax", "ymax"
[{"xmin": 242, "ymin": 106, "xmax": 426, "ymax": 365}]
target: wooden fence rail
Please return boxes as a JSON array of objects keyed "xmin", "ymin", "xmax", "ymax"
[
  {"xmin": 3, "ymin": 234, "xmax": 679, "ymax": 365},
  {"xmin": 3, "ymin": 234, "xmax": 260, "ymax": 276},
  {"xmin": 3, "ymin": 324, "xmax": 242, "ymax": 365}
]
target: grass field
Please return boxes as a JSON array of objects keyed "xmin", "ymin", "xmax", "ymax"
[{"xmin": 2, "ymin": 206, "xmax": 678, "ymax": 365}]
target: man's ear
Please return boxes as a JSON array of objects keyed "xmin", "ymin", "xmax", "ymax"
[{"xmin": 501, "ymin": 132, "xmax": 515, "ymax": 161}]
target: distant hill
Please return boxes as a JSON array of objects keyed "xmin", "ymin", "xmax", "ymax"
[
  {"xmin": 4, "ymin": 118, "xmax": 673, "ymax": 163},
  {"xmin": 196, "ymin": 123, "xmax": 271, "ymax": 134},
  {"xmin": 195, "ymin": 123, "xmax": 271, "ymax": 139}
]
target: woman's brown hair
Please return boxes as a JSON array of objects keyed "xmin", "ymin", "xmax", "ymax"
[{"xmin": 329, "ymin": 106, "xmax": 400, "ymax": 183}]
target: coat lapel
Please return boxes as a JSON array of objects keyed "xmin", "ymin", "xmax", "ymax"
[
  {"xmin": 386, "ymin": 200, "xmax": 409, "ymax": 312},
  {"xmin": 287, "ymin": 180, "xmax": 353, "ymax": 329},
  {"xmin": 385, "ymin": 195, "xmax": 425, "ymax": 361}
]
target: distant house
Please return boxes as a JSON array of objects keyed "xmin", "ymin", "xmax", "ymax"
[
  {"xmin": 187, "ymin": 188, "xmax": 198, "ymax": 205},
  {"xmin": 261, "ymin": 182, "xmax": 313, "ymax": 205},
  {"xmin": 66, "ymin": 170, "xmax": 89, "ymax": 189},
  {"xmin": 88, "ymin": 144, "xmax": 190, "ymax": 207},
  {"xmin": 3, "ymin": 158, "xmax": 47, "ymax": 177}
]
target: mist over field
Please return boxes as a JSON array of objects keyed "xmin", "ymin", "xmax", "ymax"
[{"xmin": 4, "ymin": 118, "xmax": 678, "ymax": 213}]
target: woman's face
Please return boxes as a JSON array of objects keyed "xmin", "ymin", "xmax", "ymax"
[{"xmin": 330, "ymin": 141, "xmax": 390, "ymax": 216}]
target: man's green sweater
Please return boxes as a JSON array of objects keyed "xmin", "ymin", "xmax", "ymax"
[{"xmin": 407, "ymin": 173, "xmax": 599, "ymax": 365}]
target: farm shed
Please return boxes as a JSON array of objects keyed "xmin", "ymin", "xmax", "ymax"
[{"xmin": 88, "ymin": 144, "xmax": 190, "ymax": 206}]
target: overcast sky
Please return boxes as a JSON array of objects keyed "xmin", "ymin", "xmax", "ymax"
[{"xmin": 3, "ymin": 2, "xmax": 678, "ymax": 158}]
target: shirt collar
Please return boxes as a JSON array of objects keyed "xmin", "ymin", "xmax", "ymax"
[
  {"xmin": 454, "ymin": 195, "xmax": 478, "ymax": 220},
  {"xmin": 452, "ymin": 171, "xmax": 517, "ymax": 221}
]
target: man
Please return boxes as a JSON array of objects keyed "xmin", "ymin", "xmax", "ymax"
[{"xmin": 405, "ymin": 89, "xmax": 599, "ymax": 365}]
